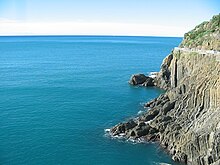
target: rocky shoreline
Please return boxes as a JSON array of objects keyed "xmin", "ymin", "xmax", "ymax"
[{"xmin": 107, "ymin": 14, "xmax": 220, "ymax": 165}]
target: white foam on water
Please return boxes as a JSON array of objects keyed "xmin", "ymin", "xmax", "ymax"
[
  {"xmin": 113, "ymin": 135, "xmax": 125, "ymax": 139},
  {"xmin": 139, "ymin": 102, "xmax": 145, "ymax": 106},
  {"xmin": 137, "ymin": 110, "xmax": 144, "ymax": 115},
  {"xmin": 104, "ymin": 128, "xmax": 110, "ymax": 133},
  {"xmin": 149, "ymin": 72, "xmax": 158, "ymax": 78},
  {"xmin": 119, "ymin": 133, "xmax": 126, "ymax": 136}
]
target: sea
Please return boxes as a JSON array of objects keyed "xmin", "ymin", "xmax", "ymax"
[{"xmin": 0, "ymin": 36, "xmax": 182, "ymax": 165}]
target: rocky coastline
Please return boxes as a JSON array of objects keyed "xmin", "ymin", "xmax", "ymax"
[{"xmin": 108, "ymin": 14, "xmax": 220, "ymax": 165}]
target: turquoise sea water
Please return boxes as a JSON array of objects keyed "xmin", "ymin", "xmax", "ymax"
[{"xmin": 0, "ymin": 36, "xmax": 182, "ymax": 165}]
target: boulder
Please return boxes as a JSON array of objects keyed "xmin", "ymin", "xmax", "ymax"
[
  {"xmin": 144, "ymin": 109, "xmax": 160, "ymax": 121},
  {"xmin": 110, "ymin": 120, "xmax": 137, "ymax": 136},
  {"xmin": 162, "ymin": 101, "xmax": 176, "ymax": 115},
  {"xmin": 129, "ymin": 74, "xmax": 155, "ymax": 86},
  {"xmin": 142, "ymin": 77, "xmax": 154, "ymax": 86},
  {"xmin": 129, "ymin": 74, "xmax": 148, "ymax": 85},
  {"xmin": 135, "ymin": 124, "xmax": 151, "ymax": 137},
  {"xmin": 124, "ymin": 120, "xmax": 137, "ymax": 130}
]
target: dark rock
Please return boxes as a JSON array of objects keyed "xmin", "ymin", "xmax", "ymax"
[
  {"xmin": 110, "ymin": 120, "xmax": 138, "ymax": 136},
  {"xmin": 136, "ymin": 124, "xmax": 151, "ymax": 137},
  {"xmin": 111, "ymin": 124, "xmax": 125, "ymax": 135},
  {"xmin": 149, "ymin": 127, "xmax": 158, "ymax": 134},
  {"xmin": 130, "ymin": 130, "xmax": 136, "ymax": 137},
  {"xmin": 144, "ymin": 109, "xmax": 160, "ymax": 121},
  {"xmin": 129, "ymin": 74, "xmax": 155, "ymax": 86},
  {"xmin": 160, "ymin": 116, "xmax": 172, "ymax": 122},
  {"xmin": 145, "ymin": 94, "xmax": 170, "ymax": 108},
  {"xmin": 155, "ymin": 99, "xmax": 162, "ymax": 105},
  {"xmin": 142, "ymin": 77, "xmax": 154, "ymax": 86},
  {"xmin": 163, "ymin": 101, "xmax": 176, "ymax": 115},
  {"xmin": 208, "ymin": 156, "xmax": 214, "ymax": 164},
  {"xmin": 145, "ymin": 98, "xmax": 158, "ymax": 107},
  {"xmin": 124, "ymin": 120, "xmax": 137, "ymax": 130},
  {"xmin": 138, "ymin": 121, "xmax": 146, "ymax": 127},
  {"xmin": 129, "ymin": 74, "xmax": 148, "ymax": 85},
  {"xmin": 144, "ymin": 134, "xmax": 159, "ymax": 141},
  {"xmin": 180, "ymin": 153, "xmax": 187, "ymax": 164}
]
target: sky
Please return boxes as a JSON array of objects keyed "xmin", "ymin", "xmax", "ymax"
[{"xmin": 0, "ymin": 0, "xmax": 219, "ymax": 36}]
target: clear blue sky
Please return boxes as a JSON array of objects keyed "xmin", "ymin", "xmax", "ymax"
[{"xmin": 0, "ymin": 0, "xmax": 219, "ymax": 36}]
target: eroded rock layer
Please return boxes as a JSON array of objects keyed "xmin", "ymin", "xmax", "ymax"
[{"xmin": 110, "ymin": 14, "xmax": 220, "ymax": 165}]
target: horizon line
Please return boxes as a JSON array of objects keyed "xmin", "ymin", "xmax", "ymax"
[{"xmin": 0, "ymin": 34, "xmax": 183, "ymax": 38}]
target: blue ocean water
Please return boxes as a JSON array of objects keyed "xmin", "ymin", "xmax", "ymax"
[{"xmin": 0, "ymin": 36, "xmax": 182, "ymax": 165}]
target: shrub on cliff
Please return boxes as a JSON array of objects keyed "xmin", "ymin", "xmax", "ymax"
[{"xmin": 180, "ymin": 14, "xmax": 220, "ymax": 51}]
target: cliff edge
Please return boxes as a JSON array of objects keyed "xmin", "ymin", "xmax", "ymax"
[{"xmin": 109, "ymin": 14, "xmax": 220, "ymax": 165}]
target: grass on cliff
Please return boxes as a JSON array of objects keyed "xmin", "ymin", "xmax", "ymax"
[{"xmin": 180, "ymin": 14, "xmax": 220, "ymax": 50}]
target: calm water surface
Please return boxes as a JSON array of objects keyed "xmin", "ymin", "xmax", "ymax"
[{"xmin": 0, "ymin": 36, "xmax": 182, "ymax": 165}]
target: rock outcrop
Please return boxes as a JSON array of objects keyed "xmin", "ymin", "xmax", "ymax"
[
  {"xmin": 109, "ymin": 14, "xmax": 220, "ymax": 165},
  {"xmin": 129, "ymin": 74, "xmax": 155, "ymax": 87}
]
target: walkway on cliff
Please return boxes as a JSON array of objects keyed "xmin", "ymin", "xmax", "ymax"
[{"xmin": 173, "ymin": 47, "xmax": 220, "ymax": 62}]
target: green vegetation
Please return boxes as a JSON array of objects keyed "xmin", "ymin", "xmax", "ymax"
[{"xmin": 180, "ymin": 14, "xmax": 220, "ymax": 51}]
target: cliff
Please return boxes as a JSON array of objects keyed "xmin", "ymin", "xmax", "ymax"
[
  {"xmin": 109, "ymin": 14, "xmax": 220, "ymax": 165},
  {"xmin": 179, "ymin": 14, "xmax": 220, "ymax": 51}
]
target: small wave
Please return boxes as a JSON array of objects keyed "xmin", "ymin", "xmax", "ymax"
[
  {"xmin": 139, "ymin": 102, "xmax": 146, "ymax": 106},
  {"xmin": 113, "ymin": 135, "xmax": 125, "ymax": 139},
  {"xmin": 104, "ymin": 128, "xmax": 112, "ymax": 138},
  {"xmin": 148, "ymin": 72, "xmax": 158, "ymax": 78},
  {"xmin": 137, "ymin": 110, "xmax": 144, "ymax": 115},
  {"xmin": 104, "ymin": 128, "xmax": 126, "ymax": 140},
  {"xmin": 104, "ymin": 128, "xmax": 151, "ymax": 144},
  {"xmin": 104, "ymin": 128, "xmax": 110, "ymax": 133},
  {"xmin": 144, "ymin": 106, "xmax": 150, "ymax": 110},
  {"xmin": 127, "ymin": 137, "xmax": 148, "ymax": 144}
]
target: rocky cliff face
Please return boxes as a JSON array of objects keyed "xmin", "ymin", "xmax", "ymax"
[{"xmin": 109, "ymin": 14, "xmax": 220, "ymax": 165}]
